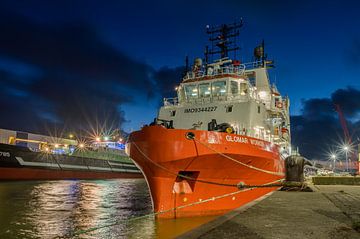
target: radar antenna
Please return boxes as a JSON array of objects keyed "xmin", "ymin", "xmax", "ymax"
[{"xmin": 205, "ymin": 20, "xmax": 243, "ymax": 61}]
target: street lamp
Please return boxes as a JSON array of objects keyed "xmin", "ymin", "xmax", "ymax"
[
  {"xmin": 330, "ymin": 154, "xmax": 336, "ymax": 171},
  {"xmin": 342, "ymin": 145, "xmax": 349, "ymax": 172}
]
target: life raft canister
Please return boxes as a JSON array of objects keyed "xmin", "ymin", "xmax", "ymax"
[
  {"xmin": 281, "ymin": 127, "xmax": 289, "ymax": 139},
  {"xmin": 276, "ymin": 101, "xmax": 283, "ymax": 108},
  {"xmin": 232, "ymin": 60, "xmax": 241, "ymax": 66},
  {"xmin": 281, "ymin": 127, "xmax": 288, "ymax": 133}
]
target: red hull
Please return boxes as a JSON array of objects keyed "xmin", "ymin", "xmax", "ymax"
[
  {"xmin": 0, "ymin": 167, "xmax": 143, "ymax": 180},
  {"xmin": 128, "ymin": 126, "xmax": 285, "ymax": 218}
]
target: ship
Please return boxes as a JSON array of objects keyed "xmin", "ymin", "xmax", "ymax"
[
  {"xmin": 126, "ymin": 21, "xmax": 291, "ymax": 218},
  {"xmin": 0, "ymin": 128, "xmax": 141, "ymax": 180}
]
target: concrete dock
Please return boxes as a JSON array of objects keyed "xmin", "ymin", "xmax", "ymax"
[{"xmin": 178, "ymin": 185, "xmax": 360, "ymax": 239}]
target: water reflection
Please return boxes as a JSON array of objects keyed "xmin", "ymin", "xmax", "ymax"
[{"xmin": 0, "ymin": 179, "xmax": 215, "ymax": 238}]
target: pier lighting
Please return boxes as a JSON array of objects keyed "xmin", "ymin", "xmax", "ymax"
[
  {"xmin": 341, "ymin": 145, "xmax": 350, "ymax": 172},
  {"xmin": 44, "ymin": 147, "xmax": 49, "ymax": 152},
  {"xmin": 54, "ymin": 144, "xmax": 59, "ymax": 148},
  {"xmin": 79, "ymin": 143, "xmax": 85, "ymax": 148},
  {"xmin": 95, "ymin": 137, "xmax": 101, "ymax": 142},
  {"xmin": 330, "ymin": 154, "xmax": 337, "ymax": 171},
  {"xmin": 104, "ymin": 136, "xmax": 109, "ymax": 141},
  {"xmin": 69, "ymin": 134, "xmax": 74, "ymax": 139}
]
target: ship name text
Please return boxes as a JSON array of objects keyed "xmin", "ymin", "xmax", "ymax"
[
  {"xmin": 184, "ymin": 106, "xmax": 217, "ymax": 113},
  {"xmin": 225, "ymin": 135, "xmax": 248, "ymax": 143},
  {"xmin": 0, "ymin": 151, "xmax": 10, "ymax": 157},
  {"xmin": 249, "ymin": 139, "xmax": 265, "ymax": 147},
  {"xmin": 225, "ymin": 136, "xmax": 266, "ymax": 147}
]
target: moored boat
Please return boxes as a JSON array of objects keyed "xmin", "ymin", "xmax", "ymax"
[
  {"xmin": 126, "ymin": 21, "xmax": 291, "ymax": 218},
  {"xmin": 0, "ymin": 129, "xmax": 142, "ymax": 180}
]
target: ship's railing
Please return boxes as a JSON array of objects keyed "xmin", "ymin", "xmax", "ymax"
[
  {"xmin": 183, "ymin": 64, "xmax": 246, "ymax": 81},
  {"xmin": 182, "ymin": 61, "xmax": 268, "ymax": 81},
  {"xmin": 164, "ymin": 97, "xmax": 179, "ymax": 106},
  {"xmin": 241, "ymin": 60, "xmax": 264, "ymax": 70},
  {"xmin": 163, "ymin": 94, "xmax": 251, "ymax": 106}
]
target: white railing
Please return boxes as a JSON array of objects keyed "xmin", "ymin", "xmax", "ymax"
[
  {"xmin": 183, "ymin": 64, "xmax": 246, "ymax": 81},
  {"xmin": 182, "ymin": 60, "xmax": 267, "ymax": 81},
  {"xmin": 163, "ymin": 97, "xmax": 179, "ymax": 106},
  {"xmin": 241, "ymin": 60, "xmax": 264, "ymax": 70},
  {"xmin": 163, "ymin": 94, "xmax": 250, "ymax": 106}
]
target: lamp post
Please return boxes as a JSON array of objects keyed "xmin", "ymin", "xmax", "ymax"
[
  {"xmin": 331, "ymin": 154, "xmax": 336, "ymax": 171},
  {"xmin": 343, "ymin": 146, "xmax": 349, "ymax": 172}
]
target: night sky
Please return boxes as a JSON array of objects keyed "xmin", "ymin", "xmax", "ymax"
[{"xmin": 1, "ymin": 0, "xmax": 360, "ymax": 160}]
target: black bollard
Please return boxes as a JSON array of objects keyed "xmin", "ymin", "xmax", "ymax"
[
  {"xmin": 285, "ymin": 155, "xmax": 312, "ymax": 182},
  {"xmin": 283, "ymin": 155, "xmax": 313, "ymax": 191}
]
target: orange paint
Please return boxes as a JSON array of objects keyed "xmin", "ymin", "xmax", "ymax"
[{"xmin": 128, "ymin": 125, "xmax": 284, "ymax": 218}]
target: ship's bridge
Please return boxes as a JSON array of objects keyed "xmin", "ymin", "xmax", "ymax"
[
  {"xmin": 164, "ymin": 60, "xmax": 272, "ymax": 107},
  {"xmin": 172, "ymin": 77, "xmax": 252, "ymax": 105}
]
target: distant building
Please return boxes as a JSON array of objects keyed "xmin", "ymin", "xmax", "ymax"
[{"xmin": 0, "ymin": 128, "xmax": 77, "ymax": 152}]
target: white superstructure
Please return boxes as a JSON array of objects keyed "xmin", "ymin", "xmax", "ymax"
[{"xmin": 154, "ymin": 23, "xmax": 291, "ymax": 156}]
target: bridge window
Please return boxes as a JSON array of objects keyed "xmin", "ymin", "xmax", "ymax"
[
  {"xmin": 184, "ymin": 85, "xmax": 198, "ymax": 99},
  {"xmin": 178, "ymin": 87, "xmax": 185, "ymax": 101},
  {"xmin": 212, "ymin": 81, "xmax": 227, "ymax": 96},
  {"xmin": 199, "ymin": 83, "xmax": 211, "ymax": 98},
  {"xmin": 230, "ymin": 81, "xmax": 239, "ymax": 95},
  {"xmin": 226, "ymin": 105, "xmax": 233, "ymax": 113},
  {"xmin": 240, "ymin": 82, "xmax": 248, "ymax": 95}
]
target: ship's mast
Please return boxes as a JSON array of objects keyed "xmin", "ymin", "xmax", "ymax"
[{"xmin": 205, "ymin": 20, "xmax": 243, "ymax": 63}]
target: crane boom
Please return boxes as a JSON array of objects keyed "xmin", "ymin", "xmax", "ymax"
[{"xmin": 334, "ymin": 104, "xmax": 352, "ymax": 145}]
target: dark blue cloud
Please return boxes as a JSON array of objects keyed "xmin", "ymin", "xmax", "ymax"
[
  {"xmin": 0, "ymin": 10, "xmax": 159, "ymax": 134},
  {"xmin": 0, "ymin": 8, "xmax": 192, "ymax": 135},
  {"xmin": 153, "ymin": 66, "xmax": 185, "ymax": 99},
  {"xmin": 292, "ymin": 87, "xmax": 360, "ymax": 160}
]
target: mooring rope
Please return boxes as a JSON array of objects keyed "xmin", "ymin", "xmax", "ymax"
[
  {"xmin": 132, "ymin": 142, "xmax": 241, "ymax": 188},
  {"xmin": 132, "ymin": 141, "xmax": 285, "ymax": 189},
  {"xmin": 191, "ymin": 137, "xmax": 285, "ymax": 176},
  {"xmin": 58, "ymin": 137, "xmax": 287, "ymax": 238}
]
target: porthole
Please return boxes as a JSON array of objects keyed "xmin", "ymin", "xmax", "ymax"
[{"xmin": 226, "ymin": 105, "xmax": 233, "ymax": 113}]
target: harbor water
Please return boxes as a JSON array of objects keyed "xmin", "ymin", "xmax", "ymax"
[{"xmin": 0, "ymin": 179, "xmax": 215, "ymax": 238}]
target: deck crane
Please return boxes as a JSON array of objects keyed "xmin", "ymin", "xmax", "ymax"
[
  {"xmin": 334, "ymin": 104, "xmax": 352, "ymax": 145},
  {"xmin": 334, "ymin": 104, "xmax": 358, "ymax": 173}
]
